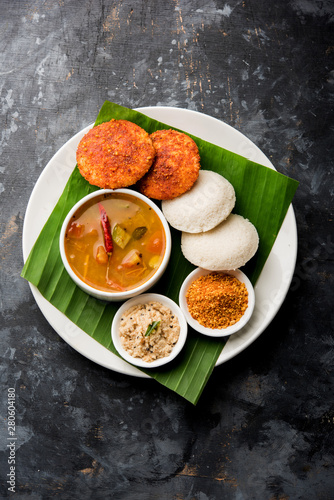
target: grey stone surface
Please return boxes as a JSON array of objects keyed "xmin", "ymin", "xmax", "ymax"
[{"xmin": 1, "ymin": 0, "xmax": 333, "ymax": 498}]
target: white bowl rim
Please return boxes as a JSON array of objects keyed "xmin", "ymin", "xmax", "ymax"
[
  {"xmin": 59, "ymin": 188, "xmax": 172, "ymax": 300},
  {"xmin": 111, "ymin": 293, "xmax": 188, "ymax": 368},
  {"xmin": 179, "ymin": 267, "xmax": 255, "ymax": 337}
]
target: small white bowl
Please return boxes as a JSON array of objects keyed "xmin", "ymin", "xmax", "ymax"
[
  {"xmin": 111, "ymin": 293, "xmax": 188, "ymax": 368},
  {"xmin": 179, "ymin": 268, "xmax": 255, "ymax": 337},
  {"xmin": 59, "ymin": 189, "xmax": 172, "ymax": 302}
]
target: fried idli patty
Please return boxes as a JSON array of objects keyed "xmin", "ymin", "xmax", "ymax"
[
  {"xmin": 76, "ymin": 119, "xmax": 156, "ymax": 189},
  {"xmin": 137, "ymin": 129, "xmax": 201, "ymax": 200}
]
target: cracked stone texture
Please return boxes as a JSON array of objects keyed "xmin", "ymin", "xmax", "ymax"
[{"xmin": 1, "ymin": 0, "xmax": 333, "ymax": 498}]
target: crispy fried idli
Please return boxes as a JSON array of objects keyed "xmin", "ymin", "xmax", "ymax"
[
  {"xmin": 181, "ymin": 214, "xmax": 259, "ymax": 270},
  {"xmin": 76, "ymin": 119, "xmax": 155, "ymax": 189},
  {"xmin": 161, "ymin": 170, "xmax": 235, "ymax": 233},
  {"xmin": 137, "ymin": 129, "xmax": 201, "ymax": 200}
]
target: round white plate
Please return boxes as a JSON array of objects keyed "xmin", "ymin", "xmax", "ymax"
[{"xmin": 22, "ymin": 107, "xmax": 298, "ymax": 378}]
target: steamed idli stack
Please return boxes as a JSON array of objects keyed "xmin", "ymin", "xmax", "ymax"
[
  {"xmin": 181, "ymin": 214, "xmax": 259, "ymax": 270},
  {"xmin": 162, "ymin": 169, "xmax": 259, "ymax": 271},
  {"xmin": 161, "ymin": 170, "xmax": 236, "ymax": 233}
]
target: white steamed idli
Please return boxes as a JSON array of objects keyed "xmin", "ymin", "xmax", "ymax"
[
  {"xmin": 181, "ymin": 213, "xmax": 259, "ymax": 270},
  {"xmin": 161, "ymin": 170, "xmax": 236, "ymax": 233}
]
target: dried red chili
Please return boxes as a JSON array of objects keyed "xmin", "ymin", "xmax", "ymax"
[{"xmin": 98, "ymin": 202, "xmax": 113, "ymax": 255}]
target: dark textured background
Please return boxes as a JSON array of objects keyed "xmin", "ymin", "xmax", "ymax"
[{"xmin": 1, "ymin": 1, "xmax": 333, "ymax": 498}]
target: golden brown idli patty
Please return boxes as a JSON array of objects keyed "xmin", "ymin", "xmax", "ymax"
[
  {"xmin": 76, "ymin": 119, "xmax": 156, "ymax": 189},
  {"xmin": 181, "ymin": 214, "xmax": 259, "ymax": 270},
  {"xmin": 137, "ymin": 129, "xmax": 201, "ymax": 200}
]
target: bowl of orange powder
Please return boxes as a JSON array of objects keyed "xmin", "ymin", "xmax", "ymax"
[{"xmin": 179, "ymin": 268, "xmax": 255, "ymax": 337}]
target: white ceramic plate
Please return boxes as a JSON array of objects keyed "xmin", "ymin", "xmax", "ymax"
[{"xmin": 22, "ymin": 107, "xmax": 298, "ymax": 378}]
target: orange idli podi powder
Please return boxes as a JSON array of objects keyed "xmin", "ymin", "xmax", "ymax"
[{"xmin": 186, "ymin": 272, "xmax": 248, "ymax": 329}]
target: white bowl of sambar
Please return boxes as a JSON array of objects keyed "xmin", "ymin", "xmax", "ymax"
[{"xmin": 59, "ymin": 189, "xmax": 172, "ymax": 301}]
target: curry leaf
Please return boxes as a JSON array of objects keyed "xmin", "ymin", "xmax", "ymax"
[{"xmin": 145, "ymin": 320, "xmax": 161, "ymax": 336}]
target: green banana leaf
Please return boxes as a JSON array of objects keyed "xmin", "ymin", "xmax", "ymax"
[{"xmin": 21, "ymin": 101, "xmax": 299, "ymax": 405}]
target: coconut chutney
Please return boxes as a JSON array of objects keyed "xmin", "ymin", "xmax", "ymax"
[{"xmin": 119, "ymin": 301, "xmax": 180, "ymax": 362}]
